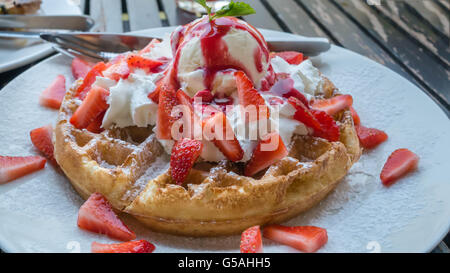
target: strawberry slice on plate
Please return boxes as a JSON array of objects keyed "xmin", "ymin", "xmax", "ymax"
[
  {"xmin": 311, "ymin": 94, "xmax": 353, "ymax": 116},
  {"xmin": 92, "ymin": 240, "xmax": 155, "ymax": 253},
  {"xmin": 75, "ymin": 62, "xmax": 107, "ymax": 100},
  {"xmin": 170, "ymin": 138, "xmax": 203, "ymax": 185},
  {"xmin": 245, "ymin": 132, "xmax": 288, "ymax": 177},
  {"xmin": 0, "ymin": 155, "xmax": 46, "ymax": 184},
  {"xmin": 70, "ymin": 86, "xmax": 109, "ymax": 130},
  {"xmin": 240, "ymin": 226, "xmax": 263, "ymax": 253},
  {"xmin": 39, "ymin": 75, "xmax": 66, "ymax": 109},
  {"xmin": 203, "ymin": 111, "xmax": 244, "ymax": 162},
  {"xmin": 263, "ymin": 225, "xmax": 328, "ymax": 253},
  {"xmin": 356, "ymin": 125, "xmax": 388, "ymax": 149},
  {"xmin": 30, "ymin": 124, "xmax": 55, "ymax": 164},
  {"xmin": 235, "ymin": 71, "xmax": 270, "ymax": 121},
  {"xmin": 138, "ymin": 39, "xmax": 161, "ymax": 55},
  {"xmin": 380, "ymin": 149, "xmax": 419, "ymax": 186},
  {"xmin": 270, "ymin": 51, "xmax": 305, "ymax": 65},
  {"xmin": 78, "ymin": 192, "xmax": 136, "ymax": 241},
  {"xmin": 71, "ymin": 57, "xmax": 95, "ymax": 80}
]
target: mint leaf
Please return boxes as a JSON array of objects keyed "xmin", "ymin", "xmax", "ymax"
[{"xmin": 211, "ymin": 2, "xmax": 255, "ymax": 20}]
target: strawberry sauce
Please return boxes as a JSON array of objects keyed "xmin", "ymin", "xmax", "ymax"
[{"xmin": 170, "ymin": 16, "xmax": 270, "ymax": 92}]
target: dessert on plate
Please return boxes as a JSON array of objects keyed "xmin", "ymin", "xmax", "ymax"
[{"xmin": 53, "ymin": 9, "xmax": 362, "ymax": 236}]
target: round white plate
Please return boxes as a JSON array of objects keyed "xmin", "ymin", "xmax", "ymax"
[
  {"xmin": 0, "ymin": 27, "xmax": 449, "ymax": 253},
  {"xmin": 0, "ymin": 0, "xmax": 82, "ymax": 73}
]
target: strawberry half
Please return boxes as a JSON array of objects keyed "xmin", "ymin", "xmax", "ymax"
[
  {"xmin": 86, "ymin": 111, "xmax": 106, "ymax": 134},
  {"xmin": 139, "ymin": 39, "xmax": 161, "ymax": 55},
  {"xmin": 102, "ymin": 60, "xmax": 130, "ymax": 81},
  {"xmin": 70, "ymin": 86, "xmax": 109, "ymax": 130},
  {"xmin": 77, "ymin": 192, "xmax": 136, "ymax": 241},
  {"xmin": 170, "ymin": 138, "xmax": 203, "ymax": 185},
  {"xmin": 127, "ymin": 54, "xmax": 163, "ymax": 73},
  {"xmin": 311, "ymin": 94, "xmax": 353, "ymax": 116},
  {"xmin": 380, "ymin": 149, "xmax": 419, "ymax": 186},
  {"xmin": 235, "ymin": 71, "xmax": 270, "ymax": 121},
  {"xmin": 75, "ymin": 62, "xmax": 107, "ymax": 100},
  {"xmin": 92, "ymin": 240, "xmax": 155, "ymax": 253},
  {"xmin": 263, "ymin": 225, "xmax": 328, "ymax": 253},
  {"xmin": 30, "ymin": 125, "xmax": 55, "ymax": 164},
  {"xmin": 356, "ymin": 125, "xmax": 388, "ymax": 149},
  {"xmin": 157, "ymin": 82, "xmax": 179, "ymax": 140},
  {"xmin": 245, "ymin": 132, "xmax": 288, "ymax": 176},
  {"xmin": 0, "ymin": 156, "xmax": 46, "ymax": 184},
  {"xmin": 311, "ymin": 110, "xmax": 340, "ymax": 142},
  {"xmin": 240, "ymin": 226, "xmax": 263, "ymax": 253},
  {"xmin": 71, "ymin": 57, "xmax": 95, "ymax": 80},
  {"xmin": 39, "ymin": 75, "xmax": 66, "ymax": 109},
  {"xmin": 350, "ymin": 106, "xmax": 361, "ymax": 126},
  {"xmin": 270, "ymin": 51, "xmax": 305, "ymax": 65},
  {"xmin": 203, "ymin": 112, "xmax": 244, "ymax": 162}
]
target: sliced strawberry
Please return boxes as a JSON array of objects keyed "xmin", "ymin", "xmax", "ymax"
[
  {"xmin": 263, "ymin": 225, "xmax": 328, "ymax": 253},
  {"xmin": 91, "ymin": 240, "xmax": 155, "ymax": 253},
  {"xmin": 311, "ymin": 110, "xmax": 340, "ymax": 142},
  {"xmin": 288, "ymin": 97, "xmax": 322, "ymax": 132},
  {"xmin": 380, "ymin": 149, "xmax": 419, "ymax": 186},
  {"xmin": 170, "ymin": 138, "xmax": 203, "ymax": 185},
  {"xmin": 350, "ymin": 106, "xmax": 360, "ymax": 126},
  {"xmin": 71, "ymin": 57, "xmax": 95, "ymax": 80},
  {"xmin": 240, "ymin": 226, "xmax": 263, "ymax": 253},
  {"xmin": 70, "ymin": 86, "xmax": 109, "ymax": 130},
  {"xmin": 194, "ymin": 89, "xmax": 214, "ymax": 103},
  {"xmin": 86, "ymin": 111, "xmax": 105, "ymax": 134},
  {"xmin": 39, "ymin": 75, "xmax": 66, "ymax": 109},
  {"xmin": 203, "ymin": 112, "xmax": 244, "ymax": 162},
  {"xmin": 235, "ymin": 71, "xmax": 270, "ymax": 121},
  {"xmin": 157, "ymin": 84, "xmax": 179, "ymax": 140},
  {"xmin": 356, "ymin": 125, "xmax": 388, "ymax": 149},
  {"xmin": 176, "ymin": 89, "xmax": 201, "ymax": 139},
  {"xmin": 77, "ymin": 192, "xmax": 136, "ymax": 241},
  {"xmin": 102, "ymin": 60, "xmax": 130, "ymax": 81},
  {"xmin": 270, "ymin": 51, "xmax": 305, "ymax": 65},
  {"xmin": 269, "ymin": 78, "xmax": 309, "ymax": 107},
  {"xmin": 30, "ymin": 125, "xmax": 55, "ymax": 164},
  {"xmin": 127, "ymin": 54, "xmax": 163, "ymax": 73},
  {"xmin": 0, "ymin": 156, "xmax": 46, "ymax": 184},
  {"xmin": 311, "ymin": 94, "xmax": 353, "ymax": 116},
  {"xmin": 139, "ymin": 39, "xmax": 161, "ymax": 55},
  {"xmin": 245, "ymin": 132, "xmax": 288, "ymax": 176},
  {"xmin": 75, "ymin": 62, "xmax": 107, "ymax": 100}
]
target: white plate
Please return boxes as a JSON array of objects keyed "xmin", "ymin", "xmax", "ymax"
[
  {"xmin": 0, "ymin": 0, "xmax": 82, "ymax": 73},
  {"xmin": 0, "ymin": 27, "xmax": 449, "ymax": 253}
]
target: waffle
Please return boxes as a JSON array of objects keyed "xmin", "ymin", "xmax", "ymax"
[
  {"xmin": 0, "ymin": 0, "xmax": 41, "ymax": 14},
  {"xmin": 54, "ymin": 77, "xmax": 361, "ymax": 236}
]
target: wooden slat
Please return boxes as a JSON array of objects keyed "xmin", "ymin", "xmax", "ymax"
[
  {"xmin": 126, "ymin": 0, "xmax": 162, "ymax": 31},
  {"xmin": 295, "ymin": 0, "xmax": 411, "ymax": 77},
  {"xmin": 161, "ymin": 0, "xmax": 198, "ymax": 26},
  {"xmin": 90, "ymin": 0, "xmax": 123, "ymax": 32},
  {"xmin": 404, "ymin": 0, "xmax": 450, "ymax": 38},
  {"xmin": 264, "ymin": 0, "xmax": 329, "ymax": 38},
  {"xmin": 240, "ymin": 0, "xmax": 283, "ymax": 31},
  {"xmin": 372, "ymin": 0, "xmax": 450, "ymax": 67},
  {"xmin": 334, "ymin": 0, "xmax": 449, "ymax": 107}
]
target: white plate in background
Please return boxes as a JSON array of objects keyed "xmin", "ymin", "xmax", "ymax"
[
  {"xmin": 0, "ymin": 28, "xmax": 449, "ymax": 253},
  {"xmin": 0, "ymin": 0, "xmax": 82, "ymax": 73}
]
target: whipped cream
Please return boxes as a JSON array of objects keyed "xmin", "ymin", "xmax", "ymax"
[
  {"xmin": 271, "ymin": 56, "xmax": 324, "ymax": 98},
  {"xmin": 101, "ymin": 69, "xmax": 162, "ymax": 128}
]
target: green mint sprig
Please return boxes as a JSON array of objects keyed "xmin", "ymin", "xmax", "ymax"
[{"xmin": 194, "ymin": 0, "xmax": 255, "ymax": 21}]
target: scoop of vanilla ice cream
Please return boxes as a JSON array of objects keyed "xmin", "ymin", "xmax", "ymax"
[{"xmin": 176, "ymin": 24, "xmax": 270, "ymax": 97}]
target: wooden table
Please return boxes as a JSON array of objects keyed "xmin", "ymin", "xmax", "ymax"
[{"xmin": 0, "ymin": 0, "xmax": 448, "ymax": 253}]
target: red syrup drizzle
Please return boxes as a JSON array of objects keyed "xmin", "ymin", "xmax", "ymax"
[
  {"xmin": 268, "ymin": 75, "xmax": 310, "ymax": 107},
  {"xmin": 170, "ymin": 16, "xmax": 272, "ymax": 93}
]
